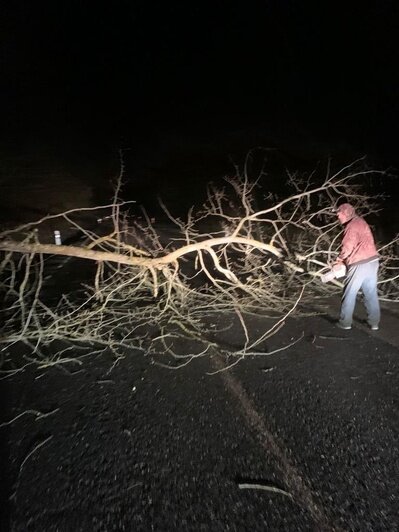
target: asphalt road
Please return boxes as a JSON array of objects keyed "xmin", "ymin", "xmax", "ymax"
[{"xmin": 1, "ymin": 303, "xmax": 399, "ymax": 531}]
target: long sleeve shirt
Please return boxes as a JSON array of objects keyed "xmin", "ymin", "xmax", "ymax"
[{"xmin": 337, "ymin": 216, "xmax": 379, "ymax": 266}]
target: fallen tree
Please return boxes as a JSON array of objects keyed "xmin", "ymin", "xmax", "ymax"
[{"xmin": 1, "ymin": 157, "xmax": 398, "ymax": 371}]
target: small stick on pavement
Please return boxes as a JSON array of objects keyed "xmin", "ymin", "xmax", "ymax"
[
  {"xmin": 0, "ymin": 408, "xmax": 59, "ymax": 428},
  {"xmin": 19, "ymin": 435, "xmax": 53, "ymax": 472},
  {"xmin": 261, "ymin": 367, "xmax": 276, "ymax": 373},
  {"xmin": 318, "ymin": 335, "xmax": 350, "ymax": 340},
  {"xmin": 238, "ymin": 482, "xmax": 293, "ymax": 499}
]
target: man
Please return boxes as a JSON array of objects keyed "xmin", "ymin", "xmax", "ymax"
[{"xmin": 333, "ymin": 203, "xmax": 380, "ymax": 330}]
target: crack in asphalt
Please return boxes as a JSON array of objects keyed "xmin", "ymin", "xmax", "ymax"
[{"xmin": 215, "ymin": 356, "xmax": 344, "ymax": 532}]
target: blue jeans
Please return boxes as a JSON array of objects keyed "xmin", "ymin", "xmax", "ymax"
[{"xmin": 340, "ymin": 260, "xmax": 380, "ymax": 327}]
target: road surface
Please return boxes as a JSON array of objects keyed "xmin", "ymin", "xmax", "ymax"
[{"xmin": 1, "ymin": 301, "xmax": 398, "ymax": 531}]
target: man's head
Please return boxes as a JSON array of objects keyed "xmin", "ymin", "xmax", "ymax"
[{"xmin": 336, "ymin": 203, "xmax": 356, "ymax": 225}]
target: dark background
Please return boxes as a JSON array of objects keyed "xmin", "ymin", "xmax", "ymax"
[{"xmin": 1, "ymin": 1, "xmax": 398, "ymax": 216}]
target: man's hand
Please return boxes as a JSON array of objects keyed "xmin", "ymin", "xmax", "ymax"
[{"xmin": 332, "ymin": 263, "xmax": 344, "ymax": 272}]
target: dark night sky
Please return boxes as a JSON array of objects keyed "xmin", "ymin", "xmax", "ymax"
[{"xmin": 1, "ymin": 1, "xmax": 398, "ymax": 201}]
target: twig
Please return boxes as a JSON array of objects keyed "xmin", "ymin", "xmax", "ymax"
[
  {"xmin": 238, "ymin": 482, "xmax": 293, "ymax": 498},
  {"xmin": 19, "ymin": 435, "xmax": 54, "ymax": 472},
  {"xmin": 0, "ymin": 408, "xmax": 59, "ymax": 428}
]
